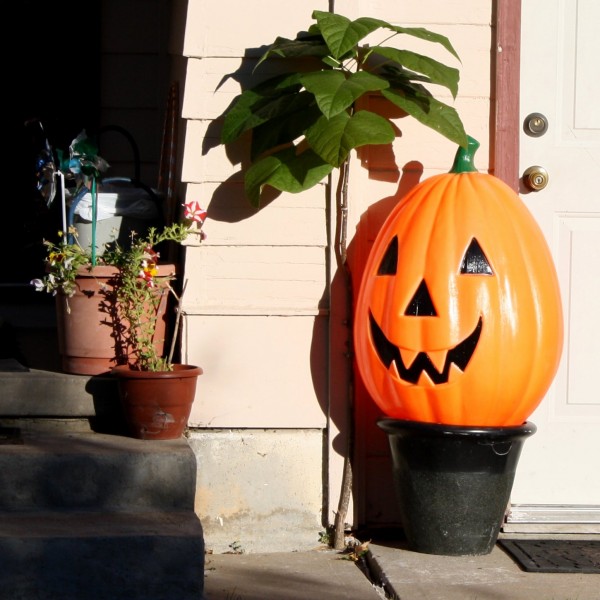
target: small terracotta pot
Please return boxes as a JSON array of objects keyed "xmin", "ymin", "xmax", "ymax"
[{"xmin": 112, "ymin": 364, "xmax": 202, "ymax": 440}]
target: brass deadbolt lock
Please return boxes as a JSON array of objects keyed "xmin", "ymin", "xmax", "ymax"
[
  {"xmin": 524, "ymin": 113, "xmax": 548, "ymax": 137},
  {"xmin": 522, "ymin": 166, "xmax": 549, "ymax": 191}
]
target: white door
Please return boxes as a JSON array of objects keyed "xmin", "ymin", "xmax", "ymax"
[{"xmin": 507, "ymin": 0, "xmax": 600, "ymax": 532}]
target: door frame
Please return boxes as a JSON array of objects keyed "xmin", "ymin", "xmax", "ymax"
[{"xmin": 493, "ymin": 0, "xmax": 521, "ymax": 190}]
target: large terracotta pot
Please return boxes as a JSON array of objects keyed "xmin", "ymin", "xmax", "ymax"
[
  {"xmin": 55, "ymin": 264, "xmax": 174, "ymax": 375},
  {"xmin": 112, "ymin": 364, "xmax": 202, "ymax": 440}
]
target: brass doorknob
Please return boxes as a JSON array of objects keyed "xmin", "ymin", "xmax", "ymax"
[{"xmin": 522, "ymin": 166, "xmax": 549, "ymax": 191}]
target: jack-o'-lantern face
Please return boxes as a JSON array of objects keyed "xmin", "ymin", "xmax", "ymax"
[
  {"xmin": 353, "ymin": 139, "xmax": 563, "ymax": 427},
  {"xmin": 370, "ymin": 236, "xmax": 491, "ymax": 386}
]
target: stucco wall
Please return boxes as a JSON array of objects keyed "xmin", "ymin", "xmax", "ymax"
[
  {"xmin": 177, "ymin": 0, "xmax": 494, "ymax": 551},
  {"xmin": 189, "ymin": 429, "xmax": 326, "ymax": 554}
]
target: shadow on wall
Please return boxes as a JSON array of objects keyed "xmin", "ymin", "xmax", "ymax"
[{"xmin": 326, "ymin": 160, "xmax": 425, "ymax": 451}]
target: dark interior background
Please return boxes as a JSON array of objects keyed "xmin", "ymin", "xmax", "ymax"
[
  {"xmin": 11, "ymin": 1, "xmax": 102, "ymax": 284},
  {"xmin": 3, "ymin": 0, "xmax": 172, "ymax": 368}
]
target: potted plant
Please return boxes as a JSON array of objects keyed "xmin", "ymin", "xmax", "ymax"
[
  {"xmin": 353, "ymin": 137, "xmax": 563, "ymax": 555},
  {"xmin": 30, "ymin": 128, "xmax": 197, "ymax": 373},
  {"xmin": 105, "ymin": 210, "xmax": 206, "ymax": 440},
  {"xmin": 217, "ymin": 8, "xmax": 468, "ymax": 548},
  {"xmin": 31, "ymin": 185, "xmax": 208, "ymax": 439}
]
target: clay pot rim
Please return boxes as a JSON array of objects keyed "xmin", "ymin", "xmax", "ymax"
[
  {"xmin": 71, "ymin": 263, "xmax": 177, "ymax": 279},
  {"xmin": 111, "ymin": 364, "xmax": 203, "ymax": 379}
]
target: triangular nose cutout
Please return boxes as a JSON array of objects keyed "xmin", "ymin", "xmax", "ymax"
[{"xmin": 405, "ymin": 280, "xmax": 437, "ymax": 316}]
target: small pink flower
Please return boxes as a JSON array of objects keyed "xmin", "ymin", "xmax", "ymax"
[
  {"xmin": 139, "ymin": 252, "xmax": 159, "ymax": 287},
  {"xmin": 142, "ymin": 246, "xmax": 159, "ymax": 263},
  {"xmin": 184, "ymin": 201, "xmax": 207, "ymax": 224},
  {"xmin": 139, "ymin": 265, "xmax": 156, "ymax": 287}
]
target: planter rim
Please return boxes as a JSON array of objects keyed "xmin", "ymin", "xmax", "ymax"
[
  {"xmin": 377, "ymin": 418, "xmax": 537, "ymax": 439},
  {"xmin": 70, "ymin": 262, "xmax": 177, "ymax": 279},
  {"xmin": 111, "ymin": 364, "xmax": 202, "ymax": 379}
]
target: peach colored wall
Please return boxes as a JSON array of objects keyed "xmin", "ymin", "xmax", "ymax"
[{"xmin": 180, "ymin": 0, "xmax": 332, "ymax": 431}]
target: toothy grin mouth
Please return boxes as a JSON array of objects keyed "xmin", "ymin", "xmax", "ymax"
[{"xmin": 369, "ymin": 313, "xmax": 482, "ymax": 384}]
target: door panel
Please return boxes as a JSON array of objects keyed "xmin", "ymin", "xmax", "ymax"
[{"xmin": 508, "ymin": 0, "xmax": 600, "ymax": 527}]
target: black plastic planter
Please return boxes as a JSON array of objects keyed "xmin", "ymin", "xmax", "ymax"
[{"xmin": 378, "ymin": 418, "xmax": 536, "ymax": 556}]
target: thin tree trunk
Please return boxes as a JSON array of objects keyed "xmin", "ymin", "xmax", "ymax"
[{"xmin": 332, "ymin": 157, "xmax": 354, "ymax": 550}]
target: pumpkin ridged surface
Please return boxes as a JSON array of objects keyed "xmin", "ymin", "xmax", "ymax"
[{"xmin": 354, "ymin": 158, "xmax": 563, "ymax": 426}]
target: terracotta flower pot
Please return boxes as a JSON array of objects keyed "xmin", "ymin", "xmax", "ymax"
[
  {"xmin": 112, "ymin": 364, "xmax": 202, "ymax": 440},
  {"xmin": 55, "ymin": 265, "xmax": 174, "ymax": 375}
]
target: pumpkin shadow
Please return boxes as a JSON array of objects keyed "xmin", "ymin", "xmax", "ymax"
[{"xmin": 316, "ymin": 161, "xmax": 424, "ymax": 525}]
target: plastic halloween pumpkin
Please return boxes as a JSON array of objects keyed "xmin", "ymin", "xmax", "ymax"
[{"xmin": 354, "ymin": 137, "xmax": 563, "ymax": 426}]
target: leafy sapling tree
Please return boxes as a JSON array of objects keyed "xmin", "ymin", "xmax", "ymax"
[
  {"xmin": 219, "ymin": 9, "xmax": 468, "ymax": 549},
  {"xmin": 220, "ymin": 10, "xmax": 467, "ymax": 207}
]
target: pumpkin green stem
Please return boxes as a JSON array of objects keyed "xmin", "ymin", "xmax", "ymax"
[{"xmin": 450, "ymin": 135, "xmax": 480, "ymax": 174}]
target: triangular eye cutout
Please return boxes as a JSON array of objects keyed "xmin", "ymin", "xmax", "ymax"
[
  {"xmin": 377, "ymin": 236, "xmax": 398, "ymax": 275},
  {"xmin": 460, "ymin": 238, "xmax": 493, "ymax": 275},
  {"xmin": 405, "ymin": 280, "xmax": 437, "ymax": 316}
]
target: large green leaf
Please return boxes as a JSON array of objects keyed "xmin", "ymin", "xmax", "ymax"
[
  {"xmin": 255, "ymin": 35, "xmax": 329, "ymax": 69},
  {"xmin": 312, "ymin": 11, "xmax": 390, "ymax": 60},
  {"xmin": 312, "ymin": 12, "xmax": 460, "ymax": 64},
  {"xmin": 250, "ymin": 101, "xmax": 322, "ymax": 160},
  {"xmin": 245, "ymin": 147, "xmax": 334, "ymax": 206},
  {"xmin": 220, "ymin": 73, "xmax": 304, "ymax": 143},
  {"xmin": 372, "ymin": 47, "xmax": 459, "ymax": 98},
  {"xmin": 300, "ymin": 70, "xmax": 389, "ymax": 118},
  {"xmin": 382, "ymin": 88, "xmax": 467, "ymax": 148},
  {"xmin": 218, "ymin": 10, "xmax": 469, "ymax": 207},
  {"xmin": 388, "ymin": 26, "xmax": 461, "ymax": 61},
  {"xmin": 380, "ymin": 64, "xmax": 434, "ymax": 87},
  {"xmin": 306, "ymin": 111, "xmax": 395, "ymax": 167}
]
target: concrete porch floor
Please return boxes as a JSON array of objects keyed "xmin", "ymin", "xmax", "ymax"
[{"xmin": 201, "ymin": 538, "xmax": 599, "ymax": 600}]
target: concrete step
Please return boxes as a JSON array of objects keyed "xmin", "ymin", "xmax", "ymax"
[
  {"xmin": 0, "ymin": 430, "xmax": 197, "ymax": 512},
  {"xmin": 0, "ymin": 510, "xmax": 205, "ymax": 600},
  {"xmin": 1, "ymin": 243, "xmax": 205, "ymax": 600},
  {"xmin": 1, "ymin": 367, "xmax": 128, "ymax": 434},
  {"xmin": 2, "ymin": 368, "xmax": 113, "ymax": 416},
  {"xmin": 0, "ymin": 430, "xmax": 205, "ymax": 599},
  {"xmin": 0, "ymin": 366, "xmax": 206, "ymax": 598},
  {"xmin": 2, "ymin": 369, "xmax": 95, "ymax": 414}
]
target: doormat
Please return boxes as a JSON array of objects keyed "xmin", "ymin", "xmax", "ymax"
[{"xmin": 499, "ymin": 539, "xmax": 600, "ymax": 574}]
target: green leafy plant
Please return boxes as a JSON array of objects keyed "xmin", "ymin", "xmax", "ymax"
[
  {"xmin": 220, "ymin": 9, "xmax": 467, "ymax": 206},
  {"xmin": 218, "ymin": 9, "xmax": 468, "ymax": 551},
  {"xmin": 31, "ymin": 230, "xmax": 99, "ymax": 298},
  {"xmin": 101, "ymin": 223, "xmax": 193, "ymax": 371},
  {"xmin": 31, "ymin": 202, "xmax": 207, "ymax": 371},
  {"xmin": 318, "ymin": 528, "xmax": 333, "ymax": 545}
]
